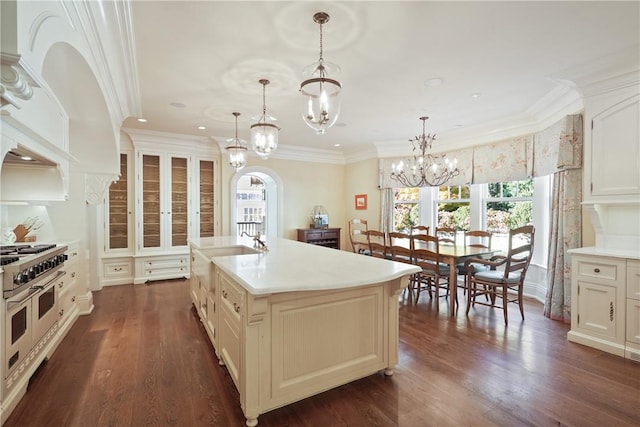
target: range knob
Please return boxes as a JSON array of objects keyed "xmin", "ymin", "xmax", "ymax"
[{"xmin": 19, "ymin": 272, "xmax": 30, "ymax": 284}]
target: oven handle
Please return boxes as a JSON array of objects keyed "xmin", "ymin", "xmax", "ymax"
[{"xmin": 7, "ymin": 270, "xmax": 66, "ymax": 307}]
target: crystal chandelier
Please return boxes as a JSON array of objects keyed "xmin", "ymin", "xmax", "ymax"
[
  {"xmin": 299, "ymin": 12, "xmax": 341, "ymax": 135},
  {"xmin": 390, "ymin": 117, "xmax": 459, "ymax": 187},
  {"xmin": 225, "ymin": 112, "xmax": 247, "ymax": 171},
  {"xmin": 251, "ymin": 79, "xmax": 279, "ymax": 159}
]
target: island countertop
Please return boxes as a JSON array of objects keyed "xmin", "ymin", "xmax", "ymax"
[{"xmin": 189, "ymin": 235, "xmax": 420, "ymax": 295}]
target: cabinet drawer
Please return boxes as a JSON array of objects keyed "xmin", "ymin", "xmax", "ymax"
[
  {"xmin": 220, "ymin": 275, "xmax": 244, "ymax": 320},
  {"xmin": 104, "ymin": 260, "xmax": 133, "ymax": 278},
  {"xmin": 627, "ymin": 260, "xmax": 640, "ymax": 300},
  {"xmin": 322, "ymin": 230, "xmax": 338, "ymax": 239},
  {"xmin": 144, "ymin": 256, "xmax": 188, "ymax": 270},
  {"xmin": 575, "ymin": 257, "xmax": 625, "ymax": 282}
]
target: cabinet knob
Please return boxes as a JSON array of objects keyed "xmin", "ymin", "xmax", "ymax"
[
  {"xmin": 59, "ymin": 282, "xmax": 64, "ymax": 288},
  {"xmin": 59, "ymin": 309, "xmax": 64, "ymax": 316},
  {"xmin": 594, "ymin": 268, "xmax": 600, "ymax": 273},
  {"xmin": 233, "ymin": 302, "xmax": 240, "ymax": 313},
  {"xmin": 72, "ymin": 296, "xmax": 76, "ymax": 302},
  {"xmin": 71, "ymin": 272, "xmax": 76, "ymax": 278},
  {"xmin": 222, "ymin": 290, "xmax": 227, "ymax": 298}
]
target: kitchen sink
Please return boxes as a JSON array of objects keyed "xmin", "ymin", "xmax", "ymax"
[{"xmin": 199, "ymin": 246, "xmax": 261, "ymax": 258}]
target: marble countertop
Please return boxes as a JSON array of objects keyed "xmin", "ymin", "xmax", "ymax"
[
  {"xmin": 568, "ymin": 246, "xmax": 640, "ymax": 260},
  {"xmin": 189, "ymin": 236, "xmax": 421, "ymax": 295}
]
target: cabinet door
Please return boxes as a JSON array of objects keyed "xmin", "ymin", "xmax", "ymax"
[
  {"xmin": 590, "ymin": 94, "xmax": 640, "ymax": 197},
  {"xmin": 576, "ymin": 280, "xmax": 623, "ymax": 341},
  {"xmin": 106, "ymin": 152, "xmax": 131, "ymax": 251},
  {"xmin": 198, "ymin": 159, "xmax": 215, "ymax": 237},
  {"xmin": 141, "ymin": 154, "xmax": 162, "ymax": 249},
  {"xmin": 169, "ymin": 155, "xmax": 189, "ymax": 248}
]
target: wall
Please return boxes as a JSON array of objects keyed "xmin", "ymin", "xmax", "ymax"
[{"xmin": 220, "ymin": 155, "xmax": 347, "ymax": 246}]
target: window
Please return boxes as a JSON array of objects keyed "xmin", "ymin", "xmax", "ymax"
[
  {"xmin": 242, "ymin": 207, "xmax": 264, "ymax": 222},
  {"xmin": 484, "ymin": 179, "xmax": 534, "ymax": 254},
  {"xmin": 436, "ymin": 185, "xmax": 471, "ymax": 242},
  {"xmin": 393, "ymin": 188, "xmax": 419, "ymax": 232}
]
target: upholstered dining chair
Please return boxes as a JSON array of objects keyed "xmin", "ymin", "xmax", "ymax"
[
  {"xmin": 348, "ymin": 218, "xmax": 369, "ymax": 254},
  {"xmin": 463, "ymin": 225, "xmax": 535, "ymax": 325},
  {"xmin": 411, "ymin": 234, "xmax": 451, "ymax": 309},
  {"xmin": 456, "ymin": 230, "xmax": 493, "ymax": 293},
  {"xmin": 366, "ymin": 230, "xmax": 388, "ymax": 259}
]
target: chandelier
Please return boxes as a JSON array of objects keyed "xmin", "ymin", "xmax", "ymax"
[
  {"xmin": 225, "ymin": 112, "xmax": 247, "ymax": 171},
  {"xmin": 251, "ymin": 79, "xmax": 279, "ymax": 159},
  {"xmin": 299, "ymin": 12, "xmax": 341, "ymax": 135},
  {"xmin": 390, "ymin": 117, "xmax": 459, "ymax": 187}
]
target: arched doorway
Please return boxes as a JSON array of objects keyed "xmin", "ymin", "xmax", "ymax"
[{"xmin": 230, "ymin": 167, "xmax": 283, "ymax": 237}]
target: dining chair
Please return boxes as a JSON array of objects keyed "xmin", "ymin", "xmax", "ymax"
[
  {"xmin": 435, "ymin": 227, "xmax": 457, "ymax": 246},
  {"xmin": 411, "ymin": 234, "xmax": 451, "ymax": 309},
  {"xmin": 456, "ymin": 230, "xmax": 493, "ymax": 294},
  {"xmin": 348, "ymin": 218, "xmax": 369, "ymax": 254},
  {"xmin": 410, "ymin": 225, "xmax": 430, "ymax": 237},
  {"xmin": 388, "ymin": 231, "xmax": 414, "ymax": 300},
  {"xmin": 463, "ymin": 225, "xmax": 535, "ymax": 325},
  {"xmin": 366, "ymin": 230, "xmax": 388, "ymax": 259}
]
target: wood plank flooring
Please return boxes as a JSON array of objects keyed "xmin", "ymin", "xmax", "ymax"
[{"xmin": 4, "ymin": 279, "xmax": 640, "ymax": 427}]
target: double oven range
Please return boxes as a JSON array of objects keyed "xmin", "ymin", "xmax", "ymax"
[{"xmin": 1, "ymin": 244, "xmax": 67, "ymax": 384}]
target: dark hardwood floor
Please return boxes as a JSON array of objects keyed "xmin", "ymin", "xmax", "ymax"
[{"xmin": 5, "ymin": 279, "xmax": 640, "ymax": 427}]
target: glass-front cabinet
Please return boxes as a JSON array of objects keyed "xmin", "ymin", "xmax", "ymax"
[
  {"xmin": 197, "ymin": 159, "xmax": 215, "ymax": 238},
  {"xmin": 138, "ymin": 151, "xmax": 190, "ymax": 252},
  {"xmin": 106, "ymin": 152, "xmax": 132, "ymax": 251}
]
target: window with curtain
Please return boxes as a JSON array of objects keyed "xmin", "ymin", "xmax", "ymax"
[{"xmin": 393, "ymin": 188, "xmax": 420, "ymax": 232}]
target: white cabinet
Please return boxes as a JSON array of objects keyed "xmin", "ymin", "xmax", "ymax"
[
  {"xmin": 194, "ymin": 158, "xmax": 216, "ymax": 239},
  {"xmin": 625, "ymin": 260, "xmax": 640, "ymax": 361},
  {"xmin": 58, "ymin": 242, "xmax": 80, "ymax": 337},
  {"xmin": 568, "ymin": 250, "xmax": 640, "ymax": 360},
  {"xmin": 218, "ymin": 271, "xmax": 243, "ymax": 389},
  {"xmin": 583, "ymin": 79, "xmax": 640, "ymax": 204}
]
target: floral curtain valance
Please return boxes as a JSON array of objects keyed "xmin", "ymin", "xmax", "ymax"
[{"xmin": 379, "ymin": 113, "xmax": 583, "ymax": 189}]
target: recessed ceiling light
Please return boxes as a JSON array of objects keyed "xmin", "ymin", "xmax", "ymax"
[
  {"xmin": 455, "ymin": 124, "xmax": 463, "ymax": 129},
  {"xmin": 334, "ymin": 143, "xmax": 341, "ymax": 147},
  {"xmin": 471, "ymin": 93, "xmax": 481, "ymax": 98},
  {"xmin": 137, "ymin": 118, "xmax": 147, "ymax": 123},
  {"xmin": 197, "ymin": 126, "xmax": 206, "ymax": 130},
  {"xmin": 170, "ymin": 102, "xmax": 187, "ymax": 108},
  {"xmin": 424, "ymin": 78, "xmax": 443, "ymax": 87}
]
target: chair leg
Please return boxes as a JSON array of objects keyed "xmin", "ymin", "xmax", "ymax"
[
  {"xmin": 518, "ymin": 285, "xmax": 525, "ymax": 320},
  {"xmin": 502, "ymin": 285, "xmax": 508, "ymax": 325}
]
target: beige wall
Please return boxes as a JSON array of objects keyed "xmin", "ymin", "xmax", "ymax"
[
  {"xmin": 343, "ymin": 158, "xmax": 382, "ymax": 252},
  {"xmin": 220, "ymin": 156, "xmax": 348, "ymax": 247}
]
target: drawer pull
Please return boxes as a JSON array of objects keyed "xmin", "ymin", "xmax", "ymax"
[
  {"xmin": 233, "ymin": 302, "xmax": 240, "ymax": 313},
  {"xmin": 114, "ymin": 267, "xmax": 122, "ymax": 272},
  {"xmin": 58, "ymin": 282, "xmax": 64, "ymax": 288},
  {"xmin": 594, "ymin": 268, "xmax": 600, "ymax": 273},
  {"xmin": 59, "ymin": 309, "xmax": 64, "ymax": 316},
  {"xmin": 72, "ymin": 296, "xmax": 76, "ymax": 303},
  {"xmin": 71, "ymin": 272, "xmax": 76, "ymax": 278},
  {"xmin": 222, "ymin": 290, "xmax": 228, "ymax": 299},
  {"xmin": 609, "ymin": 302, "xmax": 614, "ymax": 321}
]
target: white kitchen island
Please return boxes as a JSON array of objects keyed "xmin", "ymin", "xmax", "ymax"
[{"xmin": 189, "ymin": 236, "xmax": 420, "ymax": 426}]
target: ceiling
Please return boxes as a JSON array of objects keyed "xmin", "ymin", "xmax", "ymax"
[{"xmin": 121, "ymin": 1, "xmax": 639, "ymax": 159}]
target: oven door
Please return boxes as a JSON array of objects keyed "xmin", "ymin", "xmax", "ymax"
[
  {"xmin": 31, "ymin": 271, "xmax": 64, "ymax": 348},
  {"xmin": 5, "ymin": 287, "xmax": 34, "ymax": 377}
]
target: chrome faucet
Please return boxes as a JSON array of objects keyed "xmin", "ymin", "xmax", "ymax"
[{"xmin": 240, "ymin": 231, "xmax": 269, "ymax": 252}]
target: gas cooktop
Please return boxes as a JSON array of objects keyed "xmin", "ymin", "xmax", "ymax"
[{"xmin": 0, "ymin": 244, "xmax": 58, "ymax": 256}]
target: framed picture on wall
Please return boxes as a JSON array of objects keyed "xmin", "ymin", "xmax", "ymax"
[{"xmin": 355, "ymin": 194, "xmax": 367, "ymax": 210}]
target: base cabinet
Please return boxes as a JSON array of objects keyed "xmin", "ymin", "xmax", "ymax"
[
  {"xmin": 568, "ymin": 250, "xmax": 639, "ymax": 361},
  {"xmin": 297, "ymin": 228, "xmax": 341, "ymax": 249},
  {"xmin": 57, "ymin": 243, "xmax": 81, "ymax": 335},
  {"xmin": 134, "ymin": 254, "xmax": 189, "ymax": 284}
]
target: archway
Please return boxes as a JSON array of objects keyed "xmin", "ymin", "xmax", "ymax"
[{"xmin": 230, "ymin": 166, "xmax": 283, "ymax": 237}]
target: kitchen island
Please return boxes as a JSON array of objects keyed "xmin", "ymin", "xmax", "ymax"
[{"xmin": 189, "ymin": 236, "xmax": 420, "ymax": 426}]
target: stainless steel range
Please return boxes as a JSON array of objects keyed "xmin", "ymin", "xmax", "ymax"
[
  {"xmin": 2, "ymin": 244, "xmax": 67, "ymax": 298},
  {"xmin": 1, "ymin": 243, "xmax": 67, "ymax": 382}
]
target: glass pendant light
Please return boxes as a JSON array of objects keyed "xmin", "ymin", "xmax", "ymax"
[
  {"xmin": 250, "ymin": 79, "xmax": 279, "ymax": 159},
  {"xmin": 225, "ymin": 112, "xmax": 247, "ymax": 171},
  {"xmin": 299, "ymin": 12, "xmax": 342, "ymax": 135}
]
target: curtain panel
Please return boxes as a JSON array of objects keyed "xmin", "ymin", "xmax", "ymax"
[{"xmin": 378, "ymin": 114, "xmax": 583, "ymax": 188}]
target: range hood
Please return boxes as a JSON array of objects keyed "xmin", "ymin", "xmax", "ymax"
[{"xmin": 1, "ymin": 145, "xmax": 67, "ymax": 203}]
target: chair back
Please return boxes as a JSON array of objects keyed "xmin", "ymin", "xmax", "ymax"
[
  {"xmin": 412, "ymin": 234, "xmax": 443, "ymax": 278},
  {"xmin": 503, "ymin": 225, "xmax": 535, "ymax": 282},
  {"xmin": 348, "ymin": 218, "xmax": 369, "ymax": 253},
  {"xmin": 436, "ymin": 227, "xmax": 457, "ymax": 245},
  {"xmin": 388, "ymin": 231, "xmax": 412, "ymax": 264},
  {"xmin": 410, "ymin": 225, "xmax": 430, "ymax": 236},
  {"xmin": 366, "ymin": 230, "xmax": 387, "ymax": 259},
  {"xmin": 464, "ymin": 230, "xmax": 492, "ymax": 249}
]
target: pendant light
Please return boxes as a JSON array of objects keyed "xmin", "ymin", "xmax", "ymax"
[
  {"xmin": 300, "ymin": 12, "xmax": 342, "ymax": 135},
  {"xmin": 250, "ymin": 79, "xmax": 279, "ymax": 159},
  {"xmin": 225, "ymin": 112, "xmax": 247, "ymax": 171}
]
